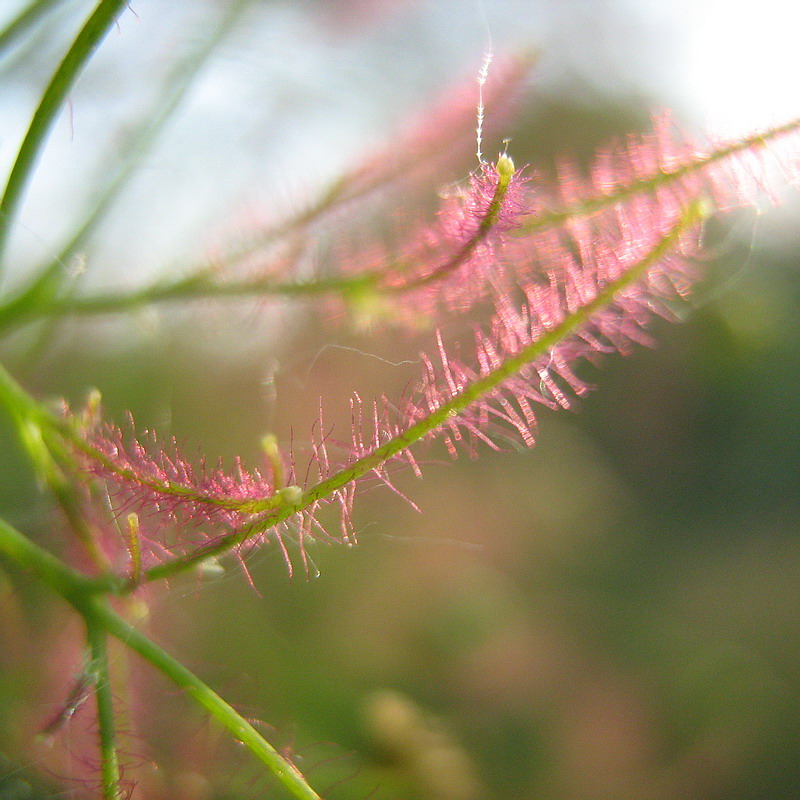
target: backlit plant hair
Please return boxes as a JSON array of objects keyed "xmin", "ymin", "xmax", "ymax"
[{"xmin": 0, "ymin": 4, "xmax": 798, "ymax": 798}]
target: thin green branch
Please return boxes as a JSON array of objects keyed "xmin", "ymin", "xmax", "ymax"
[
  {"xmin": 0, "ymin": 353, "xmax": 45, "ymax": 420},
  {"xmin": 93, "ymin": 601, "xmax": 323, "ymax": 800},
  {"xmin": 0, "ymin": 515, "xmax": 103, "ymax": 605},
  {"xmin": 0, "ymin": 269, "xmax": 379, "ymax": 332},
  {"xmin": 45, "ymin": 271, "xmax": 378, "ymax": 313},
  {"xmin": 0, "ymin": 0, "xmax": 256, "ymax": 338},
  {"xmin": 54, "ymin": 0, "xmax": 254, "ymax": 267},
  {"xmin": 0, "ymin": 357, "xmax": 111, "ymax": 569},
  {"xmin": 0, "ymin": 517, "xmax": 323, "ymax": 800},
  {"xmin": 85, "ymin": 616, "xmax": 121, "ymax": 800},
  {"xmin": 0, "ymin": 0, "xmax": 130, "ymax": 273},
  {"xmin": 139, "ymin": 203, "xmax": 705, "ymax": 585},
  {"xmin": 0, "ymin": 156, "xmax": 513, "ymax": 329}
]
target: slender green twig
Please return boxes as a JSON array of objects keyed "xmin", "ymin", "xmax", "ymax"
[
  {"xmin": 93, "ymin": 602, "xmax": 323, "ymax": 800},
  {"xmin": 0, "ymin": 516, "xmax": 101, "ymax": 604},
  {"xmin": 0, "ymin": 0, "xmax": 130, "ymax": 273},
  {"xmin": 0, "ymin": 517, "xmax": 323, "ymax": 800},
  {"xmin": 0, "ymin": 268, "xmax": 379, "ymax": 332},
  {"xmin": 0, "ymin": 359, "xmax": 125, "ymax": 582},
  {"xmin": 52, "ymin": 0, "xmax": 253, "ymax": 268},
  {"xmin": 0, "ymin": 0, "xmax": 256, "ymax": 339},
  {"xmin": 85, "ymin": 617, "xmax": 121, "ymax": 800},
  {"xmin": 0, "ymin": 153, "xmax": 510, "ymax": 329}
]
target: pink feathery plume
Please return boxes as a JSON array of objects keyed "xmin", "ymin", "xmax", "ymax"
[
  {"xmin": 74, "ymin": 114, "xmax": 800, "ymax": 577},
  {"xmin": 325, "ymin": 117, "xmax": 800, "ymax": 497},
  {"xmin": 79, "ymin": 417, "xmax": 315, "ymax": 576}
]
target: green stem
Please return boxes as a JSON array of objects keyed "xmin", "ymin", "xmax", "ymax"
[
  {"xmin": 0, "ymin": 270, "xmax": 380, "ymax": 332},
  {"xmin": 56, "ymin": 0, "xmax": 253, "ymax": 267},
  {"xmin": 85, "ymin": 616, "xmax": 121, "ymax": 800},
  {"xmin": 0, "ymin": 517, "xmax": 323, "ymax": 800},
  {"xmin": 0, "ymin": 0, "xmax": 130, "ymax": 272},
  {"xmin": 0, "ymin": 156, "xmax": 513, "ymax": 328},
  {"xmin": 140, "ymin": 203, "xmax": 705, "ymax": 584},
  {"xmin": 0, "ymin": 516, "xmax": 102, "ymax": 605},
  {"xmin": 39, "ymin": 271, "xmax": 377, "ymax": 313},
  {"xmin": 0, "ymin": 356, "xmax": 43, "ymax": 421},
  {"xmin": 0, "ymin": 0, "xmax": 255, "ymax": 338},
  {"xmin": 0, "ymin": 357, "xmax": 111, "ymax": 569},
  {"xmin": 93, "ymin": 602, "xmax": 323, "ymax": 800}
]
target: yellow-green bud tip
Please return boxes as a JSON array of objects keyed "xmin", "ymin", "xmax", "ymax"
[
  {"xmin": 86, "ymin": 387, "xmax": 102, "ymax": 408},
  {"xmin": 260, "ymin": 433, "xmax": 279, "ymax": 455},
  {"xmin": 496, "ymin": 153, "xmax": 515, "ymax": 181}
]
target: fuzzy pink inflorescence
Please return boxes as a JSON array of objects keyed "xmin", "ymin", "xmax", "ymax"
[
  {"xmin": 377, "ymin": 161, "xmax": 531, "ymax": 317},
  {"xmin": 81, "ymin": 114, "xmax": 800, "ymax": 577},
  {"xmin": 347, "ymin": 112, "xmax": 800, "ymax": 326},
  {"xmin": 81, "ymin": 414, "xmax": 361, "ymax": 577},
  {"xmin": 82, "ymin": 420, "xmax": 284, "ymax": 571},
  {"xmin": 319, "ymin": 115, "xmax": 799, "ymax": 489}
]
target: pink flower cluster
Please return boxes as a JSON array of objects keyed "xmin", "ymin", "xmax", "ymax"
[
  {"xmin": 81, "ymin": 418, "xmax": 285, "ymax": 573},
  {"xmin": 80, "ymin": 113, "xmax": 800, "ymax": 579}
]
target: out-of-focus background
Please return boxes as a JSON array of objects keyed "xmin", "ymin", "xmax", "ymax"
[{"xmin": 1, "ymin": 1, "xmax": 799, "ymax": 798}]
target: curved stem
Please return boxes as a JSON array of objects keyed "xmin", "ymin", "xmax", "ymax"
[
  {"xmin": 0, "ymin": 517, "xmax": 323, "ymax": 800},
  {"xmin": 0, "ymin": 357, "xmax": 111, "ymax": 570},
  {"xmin": 93, "ymin": 601, "xmax": 323, "ymax": 800},
  {"xmin": 0, "ymin": 0, "xmax": 130, "ymax": 273},
  {"xmin": 0, "ymin": 516, "xmax": 103, "ymax": 604},
  {"xmin": 0, "ymin": 158, "xmax": 514, "ymax": 328},
  {"xmin": 0, "ymin": 0, "xmax": 255, "ymax": 339},
  {"xmin": 43, "ymin": 271, "xmax": 378, "ymax": 313}
]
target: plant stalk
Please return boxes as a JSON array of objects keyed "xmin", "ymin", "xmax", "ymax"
[
  {"xmin": 0, "ymin": 0, "xmax": 130, "ymax": 273},
  {"xmin": 0, "ymin": 517, "xmax": 323, "ymax": 800}
]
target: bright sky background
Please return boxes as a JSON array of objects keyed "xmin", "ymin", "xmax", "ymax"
[
  {"xmin": 2, "ymin": 0, "xmax": 799, "ymax": 287},
  {"xmin": 664, "ymin": 0, "xmax": 800, "ymax": 136}
]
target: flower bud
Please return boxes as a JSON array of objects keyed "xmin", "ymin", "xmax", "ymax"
[{"xmin": 496, "ymin": 153, "xmax": 515, "ymax": 182}]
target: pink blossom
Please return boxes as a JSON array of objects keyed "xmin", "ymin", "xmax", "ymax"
[{"xmin": 75, "ymin": 115, "xmax": 800, "ymax": 578}]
